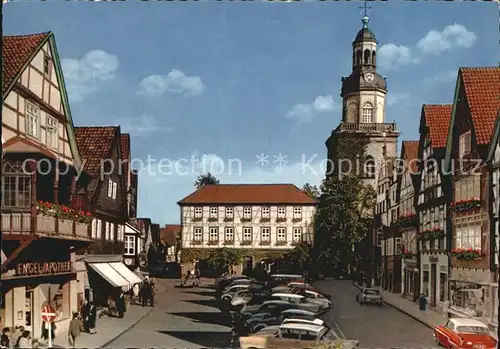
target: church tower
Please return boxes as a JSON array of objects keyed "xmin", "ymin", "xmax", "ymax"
[{"xmin": 325, "ymin": 13, "xmax": 399, "ymax": 189}]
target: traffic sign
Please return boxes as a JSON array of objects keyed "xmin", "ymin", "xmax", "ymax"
[{"xmin": 41, "ymin": 305, "xmax": 56, "ymax": 323}]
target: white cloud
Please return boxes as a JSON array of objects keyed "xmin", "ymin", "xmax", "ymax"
[
  {"xmin": 423, "ymin": 70, "xmax": 457, "ymax": 84},
  {"xmin": 137, "ymin": 69, "xmax": 206, "ymax": 97},
  {"xmin": 136, "ymin": 152, "xmax": 326, "ymax": 223},
  {"xmin": 286, "ymin": 95, "xmax": 338, "ymax": 123},
  {"xmin": 116, "ymin": 114, "xmax": 173, "ymax": 136},
  {"xmin": 377, "ymin": 44, "xmax": 419, "ymax": 70},
  {"xmin": 417, "ymin": 24, "xmax": 477, "ymax": 55},
  {"xmin": 386, "ymin": 93, "xmax": 410, "ymax": 107},
  {"xmin": 61, "ymin": 50, "xmax": 119, "ymax": 103}
]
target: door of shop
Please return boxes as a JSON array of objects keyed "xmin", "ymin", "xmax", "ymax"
[
  {"xmin": 431, "ymin": 264, "xmax": 437, "ymax": 307},
  {"xmin": 25, "ymin": 289, "xmax": 34, "ymax": 332}
]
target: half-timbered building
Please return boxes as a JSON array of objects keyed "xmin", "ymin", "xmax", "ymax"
[
  {"xmin": 416, "ymin": 104, "xmax": 453, "ymax": 312},
  {"xmin": 443, "ymin": 67, "xmax": 499, "ymax": 329},
  {"xmin": 1, "ymin": 32, "xmax": 93, "ymax": 339}
]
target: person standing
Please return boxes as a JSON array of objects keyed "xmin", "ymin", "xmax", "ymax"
[
  {"xmin": 142, "ymin": 278, "xmax": 151, "ymax": 307},
  {"xmin": 9, "ymin": 327, "xmax": 22, "ymax": 349},
  {"xmin": 116, "ymin": 292, "xmax": 125, "ymax": 318},
  {"xmin": 16, "ymin": 331, "xmax": 31, "ymax": 349},
  {"xmin": 87, "ymin": 302, "xmax": 97, "ymax": 334},
  {"xmin": 80, "ymin": 299, "xmax": 91, "ymax": 332},
  {"xmin": 0, "ymin": 328, "xmax": 11, "ymax": 348},
  {"xmin": 67, "ymin": 312, "xmax": 83, "ymax": 348},
  {"xmin": 418, "ymin": 293, "xmax": 428, "ymax": 311}
]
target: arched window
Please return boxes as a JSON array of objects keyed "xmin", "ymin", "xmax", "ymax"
[
  {"xmin": 356, "ymin": 50, "xmax": 362, "ymax": 65},
  {"xmin": 364, "ymin": 49, "xmax": 371, "ymax": 64},
  {"xmin": 372, "ymin": 51, "xmax": 376, "ymax": 66},
  {"xmin": 362, "ymin": 102, "xmax": 373, "ymax": 123},
  {"xmin": 365, "ymin": 156, "xmax": 376, "ymax": 178}
]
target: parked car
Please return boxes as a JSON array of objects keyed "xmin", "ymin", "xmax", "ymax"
[
  {"xmin": 148, "ymin": 262, "xmax": 181, "ymax": 278},
  {"xmin": 267, "ymin": 274, "xmax": 303, "ymax": 288},
  {"xmin": 245, "ymin": 308, "xmax": 319, "ymax": 333},
  {"xmin": 240, "ymin": 322, "xmax": 359, "ymax": 349},
  {"xmin": 270, "ymin": 293, "xmax": 324, "ymax": 314},
  {"xmin": 433, "ymin": 318, "xmax": 497, "ymax": 349},
  {"xmin": 231, "ymin": 288, "xmax": 272, "ymax": 307},
  {"xmin": 221, "ymin": 284, "xmax": 252, "ymax": 301},
  {"xmin": 356, "ymin": 288, "xmax": 383, "ymax": 305},
  {"xmin": 293, "ymin": 289, "xmax": 332, "ymax": 309},
  {"xmin": 272, "ymin": 282, "xmax": 316, "ymax": 294},
  {"xmin": 241, "ymin": 300, "xmax": 298, "ymax": 319}
]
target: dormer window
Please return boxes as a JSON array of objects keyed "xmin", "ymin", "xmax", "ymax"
[
  {"xmin": 459, "ymin": 131, "xmax": 472, "ymax": 158},
  {"xmin": 362, "ymin": 102, "xmax": 373, "ymax": 123}
]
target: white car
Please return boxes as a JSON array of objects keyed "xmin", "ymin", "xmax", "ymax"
[
  {"xmin": 221, "ymin": 284, "xmax": 251, "ymax": 301},
  {"xmin": 301, "ymin": 290, "xmax": 332, "ymax": 309},
  {"xmin": 271, "ymin": 293, "xmax": 324, "ymax": 314},
  {"xmin": 282, "ymin": 317, "xmax": 325, "ymax": 326}
]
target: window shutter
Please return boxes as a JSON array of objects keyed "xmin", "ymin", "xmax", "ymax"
[
  {"xmin": 97, "ymin": 220, "xmax": 102, "ymax": 238},
  {"xmin": 91, "ymin": 219, "xmax": 97, "ymax": 238}
]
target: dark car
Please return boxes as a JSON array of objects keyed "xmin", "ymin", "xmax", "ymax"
[
  {"xmin": 241, "ymin": 300, "xmax": 298, "ymax": 319},
  {"xmin": 148, "ymin": 262, "xmax": 181, "ymax": 278}
]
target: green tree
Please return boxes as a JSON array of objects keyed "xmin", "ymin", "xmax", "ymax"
[
  {"xmin": 206, "ymin": 248, "xmax": 242, "ymax": 274},
  {"xmin": 302, "ymin": 182, "xmax": 320, "ymax": 200},
  {"xmin": 285, "ymin": 242, "xmax": 313, "ymax": 271},
  {"xmin": 194, "ymin": 172, "xmax": 220, "ymax": 189},
  {"xmin": 329, "ymin": 133, "xmax": 370, "ymax": 177}
]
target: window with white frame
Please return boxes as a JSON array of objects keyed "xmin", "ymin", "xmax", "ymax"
[
  {"xmin": 293, "ymin": 228, "xmax": 302, "ymax": 242},
  {"xmin": 225, "ymin": 206, "xmax": 233, "ymax": 218},
  {"xmin": 2, "ymin": 161, "xmax": 31, "ymax": 208},
  {"xmin": 110, "ymin": 223, "xmax": 115, "ymax": 240},
  {"xmin": 104, "ymin": 222, "xmax": 110, "ymax": 240},
  {"xmin": 459, "ymin": 131, "xmax": 472, "ymax": 158},
  {"xmin": 261, "ymin": 206, "xmax": 270, "ymax": 218},
  {"xmin": 194, "ymin": 207, "xmax": 203, "ymax": 218},
  {"xmin": 293, "ymin": 207, "xmax": 302, "ymax": 219},
  {"xmin": 107, "ymin": 179, "xmax": 117, "ymax": 199},
  {"xmin": 193, "ymin": 227, "xmax": 203, "ymax": 241},
  {"xmin": 243, "ymin": 206, "xmax": 252, "ymax": 219},
  {"xmin": 124, "ymin": 235, "xmax": 135, "ymax": 255},
  {"xmin": 91, "ymin": 220, "xmax": 98, "ymax": 239},
  {"xmin": 455, "ymin": 175, "xmax": 480, "ymax": 201},
  {"xmin": 261, "ymin": 227, "xmax": 270, "ymax": 242},
  {"xmin": 117, "ymin": 225, "xmax": 123, "ymax": 241},
  {"xmin": 26, "ymin": 103, "xmax": 40, "ymax": 138},
  {"xmin": 46, "ymin": 117, "xmax": 58, "ymax": 150},
  {"xmin": 361, "ymin": 102, "xmax": 373, "ymax": 123},
  {"xmin": 395, "ymin": 237, "xmax": 402, "ymax": 254},
  {"xmin": 455, "ymin": 222, "xmax": 481, "ymax": 250},
  {"xmin": 277, "ymin": 206, "xmax": 286, "ymax": 218},
  {"xmin": 210, "ymin": 207, "xmax": 218, "ymax": 218},
  {"xmin": 277, "ymin": 227, "xmax": 286, "ymax": 242},
  {"xmin": 209, "ymin": 227, "xmax": 219, "ymax": 241},
  {"xmin": 224, "ymin": 227, "xmax": 234, "ymax": 241},
  {"xmin": 243, "ymin": 227, "xmax": 252, "ymax": 242},
  {"xmin": 96, "ymin": 220, "xmax": 102, "ymax": 239}
]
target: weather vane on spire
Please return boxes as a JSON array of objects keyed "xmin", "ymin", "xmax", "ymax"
[{"xmin": 359, "ymin": 1, "xmax": 371, "ymax": 28}]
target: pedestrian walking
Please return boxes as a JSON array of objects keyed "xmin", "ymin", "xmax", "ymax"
[
  {"xmin": 1, "ymin": 328, "xmax": 11, "ymax": 348},
  {"xmin": 80, "ymin": 299, "xmax": 91, "ymax": 332},
  {"xmin": 116, "ymin": 292, "xmax": 125, "ymax": 318},
  {"xmin": 418, "ymin": 293, "xmax": 428, "ymax": 311},
  {"xmin": 9, "ymin": 327, "xmax": 22, "ymax": 349},
  {"xmin": 16, "ymin": 331, "xmax": 31, "ymax": 349},
  {"xmin": 142, "ymin": 278, "xmax": 151, "ymax": 307},
  {"xmin": 41, "ymin": 321, "xmax": 55, "ymax": 342},
  {"xmin": 87, "ymin": 302, "xmax": 97, "ymax": 334},
  {"xmin": 67, "ymin": 312, "xmax": 84, "ymax": 348}
]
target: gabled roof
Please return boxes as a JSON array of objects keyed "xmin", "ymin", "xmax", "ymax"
[
  {"xmin": 160, "ymin": 224, "xmax": 181, "ymax": 246},
  {"xmin": 120, "ymin": 134, "xmax": 131, "ymax": 185},
  {"xmin": 3, "ymin": 32, "xmax": 82, "ymax": 167},
  {"xmin": 401, "ymin": 141, "xmax": 419, "ymax": 173},
  {"xmin": 178, "ymin": 184, "xmax": 317, "ymax": 205},
  {"xmin": 445, "ymin": 67, "xmax": 500, "ymax": 170},
  {"xmin": 75, "ymin": 126, "xmax": 118, "ymax": 178},
  {"xmin": 422, "ymin": 105, "xmax": 453, "ymax": 149}
]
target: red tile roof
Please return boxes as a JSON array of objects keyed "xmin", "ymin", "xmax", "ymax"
[
  {"xmin": 423, "ymin": 104, "xmax": 453, "ymax": 148},
  {"xmin": 75, "ymin": 127, "xmax": 118, "ymax": 178},
  {"xmin": 178, "ymin": 184, "xmax": 317, "ymax": 205},
  {"xmin": 120, "ymin": 134, "xmax": 130, "ymax": 185},
  {"xmin": 3, "ymin": 32, "xmax": 50, "ymax": 94},
  {"xmin": 460, "ymin": 67, "xmax": 500, "ymax": 145},
  {"xmin": 160, "ymin": 225, "xmax": 181, "ymax": 246},
  {"xmin": 402, "ymin": 141, "xmax": 419, "ymax": 173}
]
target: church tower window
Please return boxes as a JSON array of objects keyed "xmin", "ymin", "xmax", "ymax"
[
  {"xmin": 362, "ymin": 102, "xmax": 373, "ymax": 123},
  {"xmin": 372, "ymin": 51, "xmax": 376, "ymax": 66},
  {"xmin": 356, "ymin": 50, "xmax": 362, "ymax": 66},
  {"xmin": 364, "ymin": 49, "xmax": 371, "ymax": 64}
]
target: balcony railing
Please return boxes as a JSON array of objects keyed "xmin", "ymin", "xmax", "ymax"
[
  {"xmin": 339, "ymin": 122, "xmax": 398, "ymax": 133},
  {"xmin": 2, "ymin": 213, "xmax": 90, "ymax": 240}
]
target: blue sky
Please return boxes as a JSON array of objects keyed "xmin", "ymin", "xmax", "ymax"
[{"xmin": 5, "ymin": 2, "xmax": 498, "ymax": 225}]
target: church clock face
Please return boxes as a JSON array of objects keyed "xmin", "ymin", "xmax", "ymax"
[{"xmin": 364, "ymin": 73, "xmax": 375, "ymax": 83}]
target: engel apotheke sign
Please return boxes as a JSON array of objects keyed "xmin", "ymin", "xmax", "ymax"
[{"xmin": 16, "ymin": 261, "xmax": 74, "ymax": 276}]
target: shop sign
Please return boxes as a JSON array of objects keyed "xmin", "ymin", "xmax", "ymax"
[
  {"xmin": 429, "ymin": 256, "xmax": 439, "ymax": 263},
  {"xmin": 16, "ymin": 261, "xmax": 74, "ymax": 276}
]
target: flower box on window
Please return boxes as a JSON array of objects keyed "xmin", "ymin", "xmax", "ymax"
[
  {"xmin": 451, "ymin": 248, "xmax": 483, "ymax": 260},
  {"xmin": 276, "ymin": 218, "xmax": 287, "ymax": 223},
  {"xmin": 207, "ymin": 240, "xmax": 219, "ymax": 245},
  {"xmin": 59, "ymin": 219, "xmax": 73, "ymax": 235},
  {"xmin": 241, "ymin": 240, "xmax": 252, "ymax": 246},
  {"xmin": 192, "ymin": 217, "xmax": 203, "ymax": 222},
  {"xmin": 292, "ymin": 218, "xmax": 302, "ymax": 223},
  {"xmin": 240, "ymin": 218, "xmax": 252, "ymax": 223},
  {"xmin": 207, "ymin": 217, "xmax": 218, "ymax": 222},
  {"xmin": 223, "ymin": 240, "xmax": 234, "ymax": 245},
  {"xmin": 260, "ymin": 218, "xmax": 271, "ymax": 223},
  {"xmin": 275, "ymin": 241, "xmax": 287, "ymax": 246},
  {"xmin": 401, "ymin": 249, "xmax": 415, "ymax": 259},
  {"xmin": 393, "ymin": 213, "xmax": 417, "ymax": 228},
  {"xmin": 259, "ymin": 240, "xmax": 271, "ymax": 246},
  {"xmin": 450, "ymin": 198, "xmax": 481, "ymax": 212},
  {"xmin": 191, "ymin": 240, "xmax": 203, "ymax": 245},
  {"xmin": 418, "ymin": 228, "xmax": 445, "ymax": 241},
  {"xmin": 223, "ymin": 217, "xmax": 234, "ymax": 222}
]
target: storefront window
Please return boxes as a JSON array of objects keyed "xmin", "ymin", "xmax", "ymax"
[
  {"xmin": 439, "ymin": 273, "xmax": 447, "ymax": 302},
  {"xmin": 450, "ymin": 282, "xmax": 487, "ymax": 317},
  {"xmin": 422, "ymin": 270, "xmax": 429, "ymax": 296}
]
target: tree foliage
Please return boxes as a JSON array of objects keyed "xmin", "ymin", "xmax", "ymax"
[
  {"xmin": 205, "ymin": 248, "xmax": 242, "ymax": 272},
  {"xmin": 330, "ymin": 133, "xmax": 370, "ymax": 176},
  {"xmin": 194, "ymin": 172, "xmax": 219, "ymax": 189},
  {"xmin": 302, "ymin": 183, "xmax": 320, "ymax": 200},
  {"xmin": 284, "ymin": 242, "xmax": 313, "ymax": 271}
]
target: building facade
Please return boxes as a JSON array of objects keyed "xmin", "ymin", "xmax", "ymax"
[
  {"xmin": 178, "ymin": 184, "xmax": 316, "ymax": 274},
  {"xmin": 1, "ymin": 32, "xmax": 92, "ymax": 339},
  {"xmin": 443, "ymin": 67, "xmax": 499, "ymax": 329}
]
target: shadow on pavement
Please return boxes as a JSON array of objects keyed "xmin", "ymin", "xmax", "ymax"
[
  {"xmin": 183, "ymin": 299, "xmax": 220, "ymax": 309},
  {"xmin": 182, "ymin": 290, "xmax": 215, "ymax": 297},
  {"xmin": 169, "ymin": 312, "xmax": 230, "ymax": 326},
  {"xmin": 197, "ymin": 284, "xmax": 217, "ymax": 290},
  {"xmin": 156, "ymin": 330, "xmax": 232, "ymax": 348}
]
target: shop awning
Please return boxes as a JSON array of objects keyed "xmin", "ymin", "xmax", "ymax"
[
  {"xmin": 108, "ymin": 262, "xmax": 142, "ymax": 284},
  {"xmin": 88, "ymin": 262, "xmax": 130, "ymax": 287}
]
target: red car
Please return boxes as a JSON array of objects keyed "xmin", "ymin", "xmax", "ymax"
[{"xmin": 433, "ymin": 318, "xmax": 497, "ymax": 349}]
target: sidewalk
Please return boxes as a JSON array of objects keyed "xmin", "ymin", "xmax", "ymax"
[{"xmin": 41, "ymin": 304, "xmax": 153, "ymax": 348}]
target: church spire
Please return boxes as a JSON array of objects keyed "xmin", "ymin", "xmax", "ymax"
[{"xmin": 360, "ymin": 1, "xmax": 371, "ymax": 28}]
